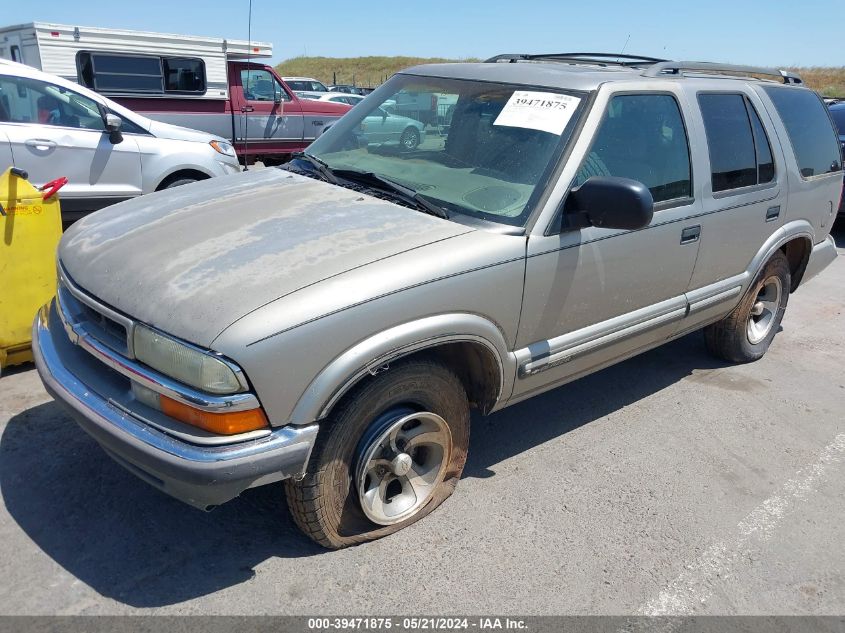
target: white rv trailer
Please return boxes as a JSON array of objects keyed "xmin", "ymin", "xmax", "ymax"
[{"xmin": 0, "ymin": 22, "xmax": 272, "ymax": 99}]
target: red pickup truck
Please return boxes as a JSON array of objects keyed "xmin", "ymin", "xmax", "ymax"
[
  {"xmin": 116, "ymin": 61, "xmax": 351, "ymax": 165},
  {"xmin": 0, "ymin": 24, "xmax": 352, "ymax": 164}
]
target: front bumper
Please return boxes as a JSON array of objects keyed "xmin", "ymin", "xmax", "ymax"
[{"xmin": 33, "ymin": 302, "xmax": 318, "ymax": 510}]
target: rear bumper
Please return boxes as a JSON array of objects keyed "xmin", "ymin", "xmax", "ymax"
[
  {"xmin": 33, "ymin": 303, "xmax": 318, "ymax": 510},
  {"xmin": 802, "ymin": 234, "xmax": 838, "ymax": 286}
]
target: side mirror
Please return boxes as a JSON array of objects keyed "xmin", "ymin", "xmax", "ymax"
[
  {"xmin": 274, "ymin": 91, "xmax": 283, "ymax": 105},
  {"xmin": 565, "ymin": 176, "xmax": 654, "ymax": 231},
  {"xmin": 104, "ymin": 113, "xmax": 123, "ymax": 144}
]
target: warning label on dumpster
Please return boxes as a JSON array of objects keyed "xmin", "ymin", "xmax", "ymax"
[
  {"xmin": 0, "ymin": 202, "xmax": 43, "ymax": 216},
  {"xmin": 494, "ymin": 91, "xmax": 581, "ymax": 135}
]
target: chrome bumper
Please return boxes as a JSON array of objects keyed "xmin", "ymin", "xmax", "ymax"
[
  {"xmin": 802, "ymin": 234, "xmax": 838, "ymax": 286},
  {"xmin": 32, "ymin": 302, "xmax": 319, "ymax": 510}
]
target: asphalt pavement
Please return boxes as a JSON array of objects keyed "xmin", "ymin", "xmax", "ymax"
[{"xmin": 1, "ymin": 225, "xmax": 843, "ymax": 615}]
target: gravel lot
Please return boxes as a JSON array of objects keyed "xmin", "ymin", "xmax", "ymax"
[{"xmin": 1, "ymin": 225, "xmax": 843, "ymax": 616}]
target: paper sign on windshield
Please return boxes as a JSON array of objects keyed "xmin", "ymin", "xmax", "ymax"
[{"xmin": 494, "ymin": 91, "xmax": 581, "ymax": 136}]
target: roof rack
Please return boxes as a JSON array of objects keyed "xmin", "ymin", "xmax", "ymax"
[
  {"xmin": 642, "ymin": 61, "xmax": 802, "ymax": 84},
  {"xmin": 485, "ymin": 52, "xmax": 668, "ymax": 67},
  {"xmin": 483, "ymin": 54, "xmax": 804, "ymax": 85}
]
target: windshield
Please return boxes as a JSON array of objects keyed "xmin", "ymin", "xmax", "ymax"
[{"xmin": 303, "ymin": 74, "xmax": 586, "ymax": 226}]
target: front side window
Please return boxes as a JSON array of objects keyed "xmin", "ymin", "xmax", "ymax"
[
  {"xmin": 303, "ymin": 74, "xmax": 587, "ymax": 226},
  {"xmin": 0, "ymin": 75, "xmax": 104, "ymax": 130},
  {"xmin": 574, "ymin": 93, "xmax": 692, "ymax": 204},
  {"xmin": 763, "ymin": 86, "xmax": 842, "ymax": 178},
  {"xmin": 240, "ymin": 69, "xmax": 290, "ymax": 102}
]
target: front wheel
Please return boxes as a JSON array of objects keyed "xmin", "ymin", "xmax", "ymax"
[
  {"xmin": 399, "ymin": 126, "xmax": 420, "ymax": 151},
  {"xmin": 284, "ymin": 358, "xmax": 469, "ymax": 549},
  {"xmin": 704, "ymin": 250, "xmax": 790, "ymax": 363}
]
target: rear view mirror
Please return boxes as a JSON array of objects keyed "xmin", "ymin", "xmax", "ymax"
[
  {"xmin": 104, "ymin": 113, "xmax": 123, "ymax": 144},
  {"xmin": 565, "ymin": 176, "xmax": 654, "ymax": 231}
]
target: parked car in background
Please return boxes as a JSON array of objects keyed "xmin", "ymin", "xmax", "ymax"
[
  {"xmin": 329, "ymin": 84, "xmax": 365, "ymax": 95},
  {"xmin": 392, "ymin": 89, "xmax": 458, "ymax": 126},
  {"xmin": 309, "ymin": 92, "xmax": 365, "ymax": 106},
  {"xmin": 829, "ymin": 100, "xmax": 845, "ymax": 216},
  {"xmin": 33, "ymin": 54, "xmax": 840, "ymax": 550},
  {"xmin": 0, "ymin": 23, "xmax": 351, "ymax": 164},
  {"xmin": 357, "ymin": 106, "xmax": 425, "ymax": 149},
  {"xmin": 282, "ymin": 76, "xmax": 329, "ymax": 93},
  {"xmin": 0, "ymin": 59, "xmax": 240, "ymax": 220}
]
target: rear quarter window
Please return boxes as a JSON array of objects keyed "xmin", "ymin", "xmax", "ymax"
[{"xmin": 762, "ymin": 87, "xmax": 842, "ymax": 178}]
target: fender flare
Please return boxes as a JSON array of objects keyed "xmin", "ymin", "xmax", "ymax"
[
  {"xmin": 748, "ymin": 220, "xmax": 814, "ymax": 291},
  {"xmin": 287, "ymin": 313, "xmax": 516, "ymax": 426}
]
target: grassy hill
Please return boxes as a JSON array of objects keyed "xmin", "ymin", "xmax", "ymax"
[
  {"xmin": 792, "ymin": 68, "xmax": 845, "ymax": 97},
  {"xmin": 276, "ymin": 57, "xmax": 845, "ymax": 97},
  {"xmin": 275, "ymin": 56, "xmax": 479, "ymax": 88}
]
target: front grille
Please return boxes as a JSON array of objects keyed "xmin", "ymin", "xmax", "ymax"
[{"xmin": 57, "ymin": 277, "xmax": 130, "ymax": 356}]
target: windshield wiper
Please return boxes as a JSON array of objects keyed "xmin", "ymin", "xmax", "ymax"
[
  {"xmin": 332, "ymin": 169, "xmax": 450, "ymax": 219},
  {"xmin": 290, "ymin": 152, "xmax": 339, "ymax": 184}
]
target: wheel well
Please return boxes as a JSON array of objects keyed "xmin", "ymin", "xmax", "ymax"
[
  {"xmin": 330, "ymin": 341, "xmax": 503, "ymax": 419},
  {"xmin": 779, "ymin": 237, "xmax": 812, "ymax": 292},
  {"xmin": 407, "ymin": 342, "xmax": 502, "ymax": 414},
  {"xmin": 155, "ymin": 169, "xmax": 210, "ymax": 191}
]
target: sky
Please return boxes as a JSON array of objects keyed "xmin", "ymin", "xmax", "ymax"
[{"xmin": 9, "ymin": 0, "xmax": 841, "ymax": 67}]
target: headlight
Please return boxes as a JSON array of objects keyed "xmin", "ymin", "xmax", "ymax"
[
  {"xmin": 133, "ymin": 324, "xmax": 242, "ymax": 394},
  {"xmin": 210, "ymin": 139, "xmax": 237, "ymax": 158}
]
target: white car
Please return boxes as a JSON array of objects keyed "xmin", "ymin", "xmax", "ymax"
[
  {"xmin": 307, "ymin": 92, "xmax": 366, "ymax": 106},
  {"xmin": 0, "ymin": 59, "xmax": 241, "ymax": 219}
]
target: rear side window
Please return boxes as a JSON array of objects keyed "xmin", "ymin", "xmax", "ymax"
[
  {"xmin": 77, "ymin": 52, "xmax": 206, "ymax": 95},
  {"xmin": 162, "ymin": 58, "xmax": 205, "ymax": 93},
  {"xmin": 575, "ymin": 93, "xmax": 692, "ymax": 204},
  {"xmin": 763, "ymin": 86, "xmax": 842, "ymax": 178},
  {"xmin": 698, "ymin": 93, "xmax": 776, "ymax": 192}
]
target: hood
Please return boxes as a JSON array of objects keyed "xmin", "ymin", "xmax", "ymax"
[
  {"xmin": 60, "ymin": 169, "xmax": 473, "ymax": 347},
  {"xmin": 146, "ymin": 119, "xmax": 221, "ymax": 143}
]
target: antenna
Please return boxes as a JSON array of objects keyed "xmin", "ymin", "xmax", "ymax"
[
  {"xmin": 242, "ymin": 0, "xmax": 253, "ymax": 170},
  {"xmin": 616, "ymin": 34, "xmax": 630, "ymax": 63}
]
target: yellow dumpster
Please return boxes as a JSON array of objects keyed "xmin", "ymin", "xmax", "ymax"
[{"xmin": 0, "ymin": 168, "xmax": 64, "ymax": 373}]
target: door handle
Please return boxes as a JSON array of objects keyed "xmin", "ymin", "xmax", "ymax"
[
  {"xmin": 766, "ymin": 205, "xmax": 780, "ymax": 222},
  {"xmin": 25, "ymin": 139, "xmax": 57, "ymax": 151},
  {"xmin": 240, "ymin": 106, "xmax": 254, "ymax": 113},
  {"xmin": 680, "ymin": 225, "xmax": 701, "ymax": 244}
]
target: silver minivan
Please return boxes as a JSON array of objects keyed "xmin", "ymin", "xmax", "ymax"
[
  {"xmin": 34, "ymin": 54, "xmax": 841, "ymax": 548},
  {"xmin": 0, "ymin": 60, "xmax": 240, "ymax": 219}
]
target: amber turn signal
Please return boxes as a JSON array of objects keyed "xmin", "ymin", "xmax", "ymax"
[{"xmin": 160, "ymin": 396, "xmax": 270, "ymax": 435}]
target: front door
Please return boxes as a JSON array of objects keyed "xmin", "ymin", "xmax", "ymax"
[
  {"xmin": 232, "ymin": 65, "xmax": 304, "ymax": 155},
  {"xmin": 512, "ymin": 91, "xmax": 702, "ymax": 401},
  {"xmin": 0, "ymin": 74, "xmax": 142, "ymax": 209}
]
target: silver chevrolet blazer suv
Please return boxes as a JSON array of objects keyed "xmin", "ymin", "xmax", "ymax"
[{"xmin": 34, "ymin": 54, "xmax": 842, "ymax": 548}]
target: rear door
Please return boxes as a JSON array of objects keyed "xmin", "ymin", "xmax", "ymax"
[
  {"xmin": 231, "ymin": 64, "xmax": 304, "ymax": 154},
  {"xmin": 0, "ymin": 73, "xmax": 142, "ymax": 210},
  {"xmin": 684, "ymin": 90, "xmax": 784, "ymax": 302}
]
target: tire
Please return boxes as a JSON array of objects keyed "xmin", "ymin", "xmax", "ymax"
[
  {"xmin": 163, "ymin": 177, "xmax": 198, "ymax": 189},
  {"xmin": 285, "ymin": 358, "xmax": 470, "ymax": 549},
  {"xmin": 399, "ymin": 126, "xmax": 420, "ymax": 151},
  {"xmin": 704, "ymin": 250, "xmax": 790, "ymax": 363}
]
